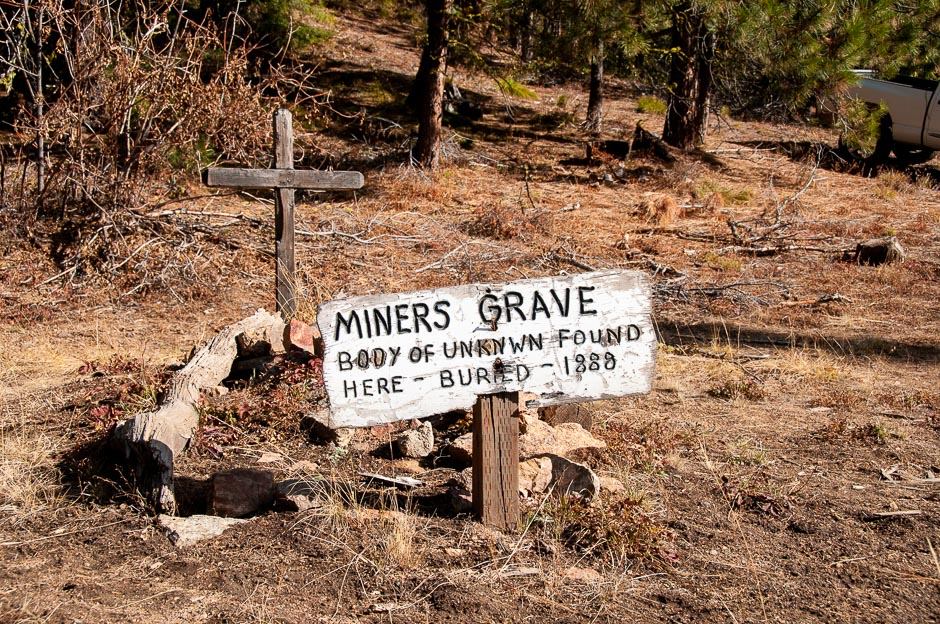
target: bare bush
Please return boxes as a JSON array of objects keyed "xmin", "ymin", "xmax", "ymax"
[{"xmin": 0, "ymin": 1, "xmax": 318, "ymax": 292}]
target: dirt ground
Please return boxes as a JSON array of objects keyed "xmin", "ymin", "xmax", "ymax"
[{"xmin": 2, "ymin": 9, "xmax": 939, "ymax": 624}]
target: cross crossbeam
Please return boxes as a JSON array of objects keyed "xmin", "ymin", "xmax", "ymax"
[
  {"xmin": 203, "ymin": 168, "xmax": 364, "ymax": 190},
  {"xmin": 202, "ymin": 108, "xmax": 364, "ymax": 319}
]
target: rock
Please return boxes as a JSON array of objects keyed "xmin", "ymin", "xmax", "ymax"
[
  {"xmin": 256, "ymin": 451, "xmax": 283, "ymax": 464},
  {"xmin": 519, "ymin": 420, "xmax": 605, "ymax": 458},
  {"xmin": 543, "ymin": 455, "xmax": 600, "ymax": 500},
  {"xmin": 302, "ymin": 409, "xmax": 357, "ymax": 448},
  {"xmin": 158, "ymin": 514, "xmax": 246, "ymax": 547},
  {"xmin": 390, "ymin": 459, "xmax": 423, "ymax": 474},
  {"xmin": 290, "ymin": 460, "xmax": 319, "ymax": 474},
  {"xmin": 517, "ymin": 392, "xmax": 540, "ymax": 432},
  {"xmin": 452, "ymin": 467, "xmax": 473, "ymax": 491},
  {"xmin": 445, "ymin": 433, "xmax": 473, "ymax": 463},
  {"xmin": 445, "ymin": 420, "xmax": 605, "ymax": 465},
  {"xmin": 448, "ymin": 487, "xmax": 473, "ymax": 513},
  {"xmin": 540, "ymin": 403, "xmax": 593, "ymax": 431},
  {"xmin": 209, "ymin": 468, "xmax": 275, "ymax": 518},
  {"xmin": 599, "ymin": 475, "xmax": 626, "ymax": 493},
  {"xmin": 854, "ymin": 236, "xmax": 905, "ymax": 266},
  {"xmin": 280, "ymin": 493, "xmax": 317, "ymax": 512},
  {"xmin": 284, "ymin": 319, "xmax": 322, "ymax": 357},
  {"xmin": 563, "ymin": 566, "xmax": 604, "ymax": 584},
  {"xmin": 394, "ymin": 421, "xmax": 434, "ymax": 458},
  {"xmin": 275, "ymin": 477, "xmax": 326, "ymax": 512},
  {"xmin": 332, "ymin": 427, "xmax": 357, "ymax": 448},
  {"xmin": 518, "ymin": 457, "xmax": 553, "ymax": 496}
]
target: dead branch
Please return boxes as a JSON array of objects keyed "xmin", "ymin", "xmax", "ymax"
[
  {"xmin": 714, "ymin": 244, "xmax": 851, "ymax": 257},
  {"xmin": 113, "ymin": 309, "xmax": 285, "ymax": 513}
]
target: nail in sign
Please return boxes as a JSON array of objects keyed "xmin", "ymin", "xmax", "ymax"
[{"xmin": 317, "ymin": 270, "xmax": 656, "ymax": 427}]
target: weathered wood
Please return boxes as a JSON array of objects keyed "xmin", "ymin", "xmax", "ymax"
[
  {"xmin": 202, "ymin": 167, "xmax": 364, "ymax": 190},
  {"xmin": 113, "ymin": 309, "xmax": 285, "ymax": 512},
  {"xmin": 472, "ymin": 392, "xmax": 519, "ymax": 531},
  {"xmin": 317, "ymin": 270, "xmax": 656, "ymax": 428},
  {"xmin": 273, "ymin": 109, "xmax": 297, "ymax": 319}
]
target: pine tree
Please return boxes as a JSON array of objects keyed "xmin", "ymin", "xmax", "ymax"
[
  {"xmin": 654, "ymin": 0, "xmax": 940, "ymax": 149},
  {"xmin": 414, "ymin": 0, "xmax": 453, "ymax": 169}
]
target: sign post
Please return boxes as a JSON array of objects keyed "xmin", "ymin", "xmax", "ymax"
[
  {"xmin": 472, "ymin": 392, "xmax": 519, "ymax": 531},
  {"xmin": 203, "ymin": 108, "xmax": 364, "ymax": 319},
  {"xmin": 317, "ymin": 270, "xmax": 656, "ymax": 530}
]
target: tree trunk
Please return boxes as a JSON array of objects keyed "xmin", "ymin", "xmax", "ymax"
[
  {"xmin": 519, "ymin": 4, "xmax": 534, "ymax": 62},
  {"xmin": 585, "ymin": 39, "xmax": 604, "ymax": 133},
  {"xmin": 662, "ymin": 1, "xmax": 714, "ymax": 149},
  {"xmin": 406, "ymin": 45, "xmax": 432, "ymax": 114},
  {"xmin": 415, "ymin": 0, "xmax": 451, "ymax": 169}
]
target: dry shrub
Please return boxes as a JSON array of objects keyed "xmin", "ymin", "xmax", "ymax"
[
  {"xmin": 876, "ymin": 169, "xmax": 912, "ymax": 195},
  {"xmin": 383, "ymin": 168, "xmax": 457, "ymax": 207},
  {"xmin": 537, "ymin": 493, "xmax": 668, "ymax": 567},
  {"xmin": 707, "ymin": 377, "xmax": 765, "ymax": 402},
  {"xmin": 378, "ymin": 509, "xmax": 420, "ymax": 569},
  {"xmin": 0, "ymin": 1, "xmax": 316, "ymax": 293},
  {"xmin": 817, "ymin": 417, "xmax": 900, "ymax": 445},
  {"xmin": 466, "ymin": 203, "xmax": 542, "ymax": 240},
  {"xmin": 640, "ymin": 195, "xmax": 680, "ymax": 227}
]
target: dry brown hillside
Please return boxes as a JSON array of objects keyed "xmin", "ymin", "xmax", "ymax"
[{"xmin": 1, "ymin": 10, "xmax": 939, "ymax": 624}]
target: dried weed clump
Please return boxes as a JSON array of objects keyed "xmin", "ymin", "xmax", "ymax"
[
  {"xmin": 875, "ymin": 170, "xmax": 912, "ymax": 199},
  {"xmin": 535, "ymin": 493, "xmax": 668, "ymax": 567},
  {"xmin": 378, "ymin": 509, "xmax": 421, "ymax": 569},
  {"xmin": 640, "ymin": 195, "xmax": 680, "ymax": 227},
  {"xmin": 0, "ymin": 417, "xmax": 63, "ymax": 518},
  {"xmin": 707, "ymin": 377, "xmax": 765, "ymax": 402},
  {"xmin": 466, "ymin": 204, "xmax": 544, "ymax": 240}
]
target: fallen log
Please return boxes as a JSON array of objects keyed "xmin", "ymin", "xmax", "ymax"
[{"xmin": 113, "ymin": 309, "xmax": 285, "ymax": 513}]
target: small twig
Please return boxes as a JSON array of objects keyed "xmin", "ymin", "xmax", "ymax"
[
  {"xmin": 863, "ymin": 510, "xmax": 922, "ymax": 521},
  {"xmin": 550, "ymin": 252, "xmax": 596, "ymax": 272},
  {"xmin": 928, "ymin": 538, "xmax": 940, "ymax": 578}
]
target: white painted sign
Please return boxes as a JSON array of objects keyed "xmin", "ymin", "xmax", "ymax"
[{"xmin": 317, "ymin": 270, "xmax": 655, "ymax": 427}]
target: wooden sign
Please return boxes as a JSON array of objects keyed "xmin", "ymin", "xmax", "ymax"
[{"xmin": 317, "ymin": 270, "xmax": 655, "ymax": 428}]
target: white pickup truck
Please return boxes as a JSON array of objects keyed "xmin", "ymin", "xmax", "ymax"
[{"xmin": 845, "ymin": 72, "xmax": 940, "ymax": 164}]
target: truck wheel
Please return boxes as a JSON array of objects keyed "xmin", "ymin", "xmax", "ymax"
[
  {"xmin": 838, "ymin": 113, "xmax": 893, "ymax": 167},
  {"xmin": 893, "ymin": 144, "xmax": 936, "ymax": 166}
]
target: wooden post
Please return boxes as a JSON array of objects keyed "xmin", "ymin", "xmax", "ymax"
[
  {"xmin": 472, "ymin": 391, "xmax": 520, "ymax": 532},
  {"xmin": 273, "ymin": 108, "xmax": 296, "ymax": 320}
]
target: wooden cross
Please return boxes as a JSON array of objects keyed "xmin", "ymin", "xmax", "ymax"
[{"xmin": 203, "ymin": 108, "xmax": 364, "ymax": 319}]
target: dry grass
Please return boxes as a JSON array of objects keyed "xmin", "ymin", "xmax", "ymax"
[
  {"xmin": 640, "ymin": 195, "xmax": 680, "ymax": 227},
  {"xmin": 378, "ymin": 508, "xmax": 422, "ymax": 569},
  {"xmin": 0, "ymin": 412, "xmax": 63, "ymax": 518}
]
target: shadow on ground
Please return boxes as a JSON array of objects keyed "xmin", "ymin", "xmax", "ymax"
[{"xmin": 732, "ymin": 139, "xmax": 940, "ymax": 184}]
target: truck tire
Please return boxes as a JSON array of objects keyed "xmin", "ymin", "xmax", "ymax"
[
  {"xmin": 838, "ymin": 113, "xmax": 893, "ymax": 167},
  {"xmin": 893, "ymin": 144, "xmax": 936, "ymax": 166}
]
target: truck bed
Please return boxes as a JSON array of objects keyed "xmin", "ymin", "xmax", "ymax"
[
  {"xmin": 848, "ymin": 77, "xmax": 934, "ymax": 145},
  {"xmin": 889, "ymin": 75, "xmax": 939, "ymax": 92}
]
